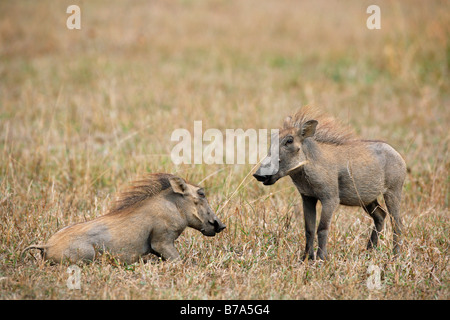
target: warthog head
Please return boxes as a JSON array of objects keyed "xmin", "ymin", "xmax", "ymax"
[
  {"xmin": 253, "ymin": 118, "xmax": 318, "ymax": 185},
  {"xmin": 169, "ymin": 177, "xmax": 226, "ymax": 236}
]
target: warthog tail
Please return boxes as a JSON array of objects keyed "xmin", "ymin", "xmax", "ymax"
[{"xmin": 22, "ymin": 244, "xmax": 47, "ymax": 261}]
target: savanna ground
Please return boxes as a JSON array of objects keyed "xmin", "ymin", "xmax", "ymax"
[{"xmin": 0, "ymin": 0, "xmax": 448, "ymax": 300}]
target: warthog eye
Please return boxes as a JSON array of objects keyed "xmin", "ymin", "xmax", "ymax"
[
  {"xmin": 286, "ymin": 136, "xmax": 294, "ymax": 145},
  {"xmin": 197, "ymin": 189, "xmax": 205, "ymax": 198}
]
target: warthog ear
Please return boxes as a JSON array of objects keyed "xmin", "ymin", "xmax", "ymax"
[
  {"xmin": 299, "ymin": 120, "xmax": 318, "ymax": 138},
  {"xmin": 169, "ymin": 177, "xmax": 189, "ymax": 195},
  {"xmin": 283, "ymin": 116, "xmax": 292, "ymax": 128}
]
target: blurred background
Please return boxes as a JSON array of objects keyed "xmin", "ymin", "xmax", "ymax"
[{"xmin": 0, "ymin": 0, "xmax": 448, "ymax": 299}]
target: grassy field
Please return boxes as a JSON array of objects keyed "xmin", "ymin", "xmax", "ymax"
[{"xmin": 0, "ymin": 0, "xmax": 448, "ymax": 300}]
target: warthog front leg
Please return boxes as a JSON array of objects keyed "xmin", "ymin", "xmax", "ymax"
[
  {"xmin": 363, "ymin": 200, "xmax": 387, "ymax": 249},
  {"xmin": 301, "ymin": 194, "xmax": 318, "ymax": 260},
  {"xmin": 316, "ymin": 198, "xmax": 339, "ymax": 260},
  {"xmin": 150, "ymin": 240, "xmax": 181, "ymax": 261}
]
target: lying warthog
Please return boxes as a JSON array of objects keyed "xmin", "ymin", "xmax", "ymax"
[
  {"xmin": 23, "ymin": 173, "xmax": 226, "ymax": 263},
  {"xmin": 253, "ymin": 106, "xmax": 406, "ymax": 260}
]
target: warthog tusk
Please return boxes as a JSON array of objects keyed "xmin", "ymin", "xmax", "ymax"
[
  {"xmin": 192, "ymin": 211, "xmax": 203, "ymax": 223},
  {"xmin": 286, "ymin": 160, "xmax": 309, "ymax": 174}
]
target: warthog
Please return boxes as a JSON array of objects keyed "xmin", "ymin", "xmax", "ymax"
[
  {"xmin": 253, "ymin": 106, "xmax": 406, "ymax": 260},
  {"xmin": 22, "ymin": 173, "xmax": 226, "ymax": 263}
]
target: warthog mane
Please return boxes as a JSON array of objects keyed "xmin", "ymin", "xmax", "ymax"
[{"xmin": 284, "ymin": 106, "xmax": 358, "ymax": 146}]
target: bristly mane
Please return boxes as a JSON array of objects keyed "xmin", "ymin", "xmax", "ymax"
[
  {"xmin": 107, "ymin": 173, "xmax": 177, "ymax": 215},
  {"xmin": 284, "ymin": 106, "xmax": 358, "ymax": 145}
]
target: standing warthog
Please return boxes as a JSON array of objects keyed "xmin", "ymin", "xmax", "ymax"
[
  {"xmin": 253, "ymin": 106, "xmax": 406, "ymax": 260},
  {"xmin": 22, "ymin": 173, "xmax": 226, "ymax": 263}
]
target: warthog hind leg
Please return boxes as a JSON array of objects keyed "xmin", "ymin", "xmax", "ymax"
[
  {"xmin": 66, "ymin": 243, "xmax": 95, "ymax": 263},
  {"xmin": 384, "ymin": 190, "xmax": 403, "ymax": 255},
  {"xmin": 363, "ymin": 200, "xmax": 387, "ymax": 249}
]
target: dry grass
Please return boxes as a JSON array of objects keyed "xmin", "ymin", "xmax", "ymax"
[{"xmin": 0, "ymin": 0, "xmax": 448, "ymax": 300}]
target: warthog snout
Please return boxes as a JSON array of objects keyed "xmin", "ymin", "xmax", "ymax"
[
  {"xmin": 252, "ymin": 172, "xmax": 267, "ymax": 182},
  {"xmin": 253, "ymin": 154, "xmax": 281, "ymax": 185},
  {"xmin": 203, "ymin": 218, "xmax": 226, "ymax": 236},
  {"xmin": 252, "ymin": 172, "xmax": 277, "ymax": 185},
  {"xmin": 214, "ymin": 218, "xmax": 226, "ymax": 233}
]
